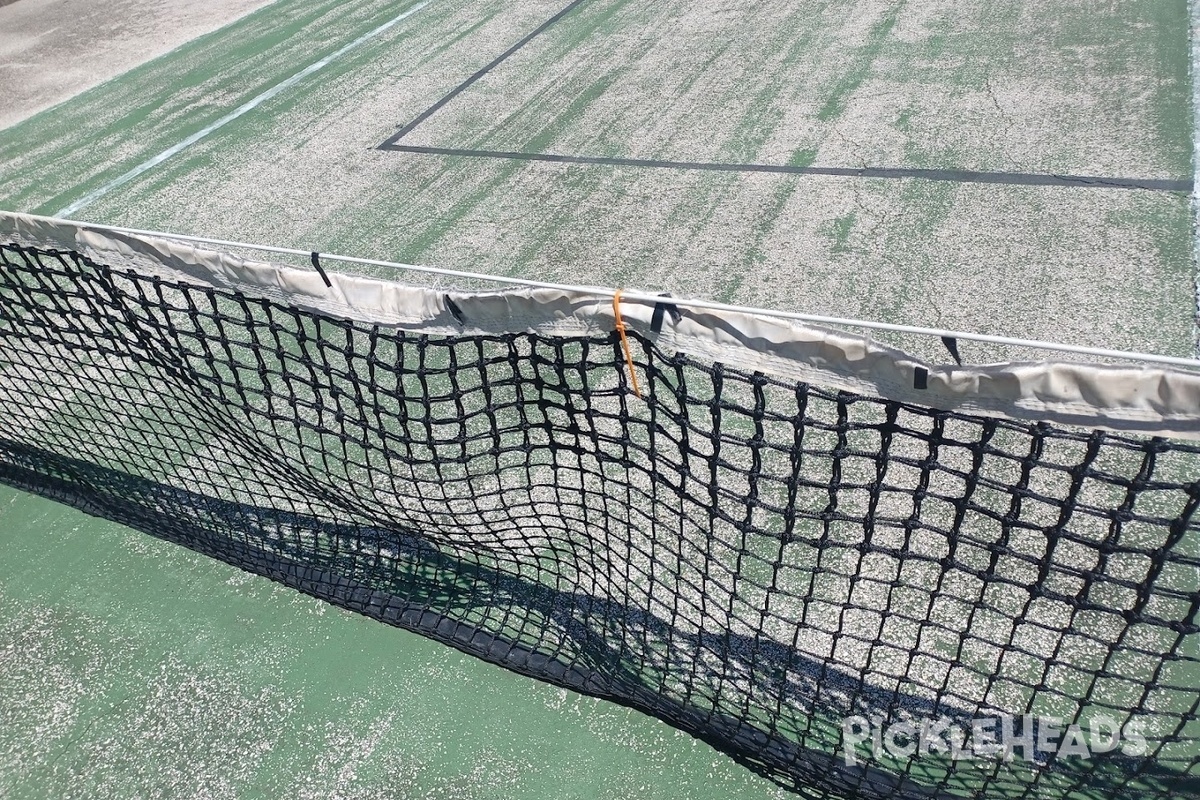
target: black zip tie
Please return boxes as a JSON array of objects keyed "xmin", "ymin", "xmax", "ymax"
[
  {"xmin": 650, "ymin": 293, "xmax": 682, "ymax": 334},
  {"xmin": 941, "ymin": 336, "xmax": 962, "ymax": 365},
  {"xmin": 310, "ymin": 252, "xmax": 332, "ymax": 288},
  {"xmin": 445, "ymin": 296, "xmax": 465, "ymax": 324}
]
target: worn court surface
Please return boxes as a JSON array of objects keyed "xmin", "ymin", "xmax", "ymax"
[
  {"xmin": 0, "ymin": 0, "xmax": 276, "ymax": 130},
  {"xmin": 0, "ymin": 0, "xmax": 1194, "ymax": 797}
]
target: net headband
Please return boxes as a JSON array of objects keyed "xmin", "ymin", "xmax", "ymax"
[{"xmin": 6, "ymin": 209, "xmax": 1199, "ymax": 440}]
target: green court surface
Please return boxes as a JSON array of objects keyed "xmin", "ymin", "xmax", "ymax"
[{"xmin": 0, "ymin": 0, "xmax": 1195, "ymax": 797}]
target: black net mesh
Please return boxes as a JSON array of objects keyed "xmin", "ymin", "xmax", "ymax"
[{"xmin": 1, "ymin": 241, "xmax": 1198, "ymax": 799}]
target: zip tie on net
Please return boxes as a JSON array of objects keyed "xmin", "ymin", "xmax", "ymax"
[{"xmin": 612, "ymin": 289, "xmax": 642, "ymax": 400}]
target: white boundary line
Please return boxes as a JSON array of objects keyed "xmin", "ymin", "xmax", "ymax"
[
  {"xmin": 55, "ymin": 1, "xmax": 431, "ymax": 218},
  {"xmin": 38, "ymin": 213, "xmax": 1200, "ymax": 371}
]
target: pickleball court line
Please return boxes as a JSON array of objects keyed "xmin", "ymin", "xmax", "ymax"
[
  {"xmin": 379, "ymin": 144, "xmax": 1192, "ymax": 192},
  {"xmin": 377, "ymin": 1, "xmax": 1191, "ymax": 193},
  {"xmin": 55, "ymin": 0, "xmax": 433, "ymax": 218},
  {"xmin": 379, "ymin": 0, "xmax": 591, "ymax": 147}
]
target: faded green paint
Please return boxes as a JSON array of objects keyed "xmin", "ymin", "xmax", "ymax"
[
  {"xmin": 0, "ymin": 485, "xmax": 780, "ymax": 800},
  {"xmin": 829, "ymin": 212, "xmax": 855, "ymax": 253},
  {"xmin": 815, "ymin": 3, "xmax": 903, "ymax": 122},
  {"xmin": 787, "ymin": 147, "xmax": 818, "ymax": 168},
  {"xmin": 724, "ymin": 179, "xmax": 800, "ymax": 302},
  {"xmin": 1, "ymin": 0, "xmax": 424, "ymax": 213}
]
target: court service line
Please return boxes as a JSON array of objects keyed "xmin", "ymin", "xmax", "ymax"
[
  {"xmin": 55, "ymin": 1, "xmax": 432, "ymax": 218},
  {"xmin": 379, "ymin": 145, "xmax": 1192, "ymax": 192}
]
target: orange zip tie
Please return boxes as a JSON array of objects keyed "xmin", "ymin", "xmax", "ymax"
[{"xmin": 612, "ymin": 289, "xmax": 642, "ymax": 400}]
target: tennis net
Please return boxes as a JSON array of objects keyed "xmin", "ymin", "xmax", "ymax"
[{"xmin": 1, "ymin": 212, "xmax": 1198, "ymax": 799}]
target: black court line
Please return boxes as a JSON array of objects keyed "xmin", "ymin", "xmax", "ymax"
[
  {"xmin": 380, "ymin": 0, "xmax": 590, "ymax": 147},
  {"xmin": 379, "ymin": 145, "xmax": 1193, "ymax": 192},
  {"xmin": 376, "ymin": 1, "xmax": 1191, "ymax": 194}
]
